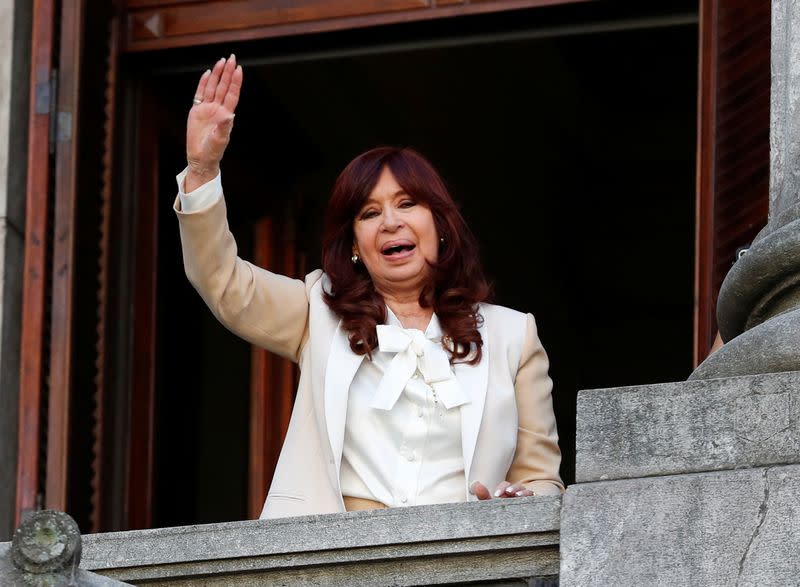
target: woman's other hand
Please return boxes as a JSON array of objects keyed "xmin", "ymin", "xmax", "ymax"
[
  {"xmin": 185, "ymin": 54, "xmax": 242, "ymax": 192},
  {"xmin": 470, "ymin": 480, "xmax": 536, "ymax": 500}
]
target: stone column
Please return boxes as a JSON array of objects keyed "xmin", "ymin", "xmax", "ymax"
[
  {"xmin": 692, "ymin": 0, "xmax": 800, "ymax": 379},
  {"xmin": 0, "ymin": 0, "xmax": 31, "ymax": 541}
]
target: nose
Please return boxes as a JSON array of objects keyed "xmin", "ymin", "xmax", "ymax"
[{"xmin": 381, "ymin": 207, "xmax": 403, "ymax": 231}]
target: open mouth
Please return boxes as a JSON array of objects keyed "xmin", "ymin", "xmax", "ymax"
[{"xmin": 381, "ymin": 242, "xmax": 416, "ymax": 257}]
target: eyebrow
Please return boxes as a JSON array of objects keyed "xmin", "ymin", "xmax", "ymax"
[{"xmin": 362, "ymin": 189, "xmax": 408, "ymax": 206}]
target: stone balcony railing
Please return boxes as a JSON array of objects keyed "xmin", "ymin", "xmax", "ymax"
[
  {"xmin": 7, "ymin": 371, "xmax": 800, "ymax": 586},
  {"xmin": 5, "ymin": 496, "xmax": 560, "ymax": 586}
]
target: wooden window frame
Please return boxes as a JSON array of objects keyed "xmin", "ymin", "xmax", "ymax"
[
  {"xmin": 20, "ymin": 0, "xmax": 772, "ymax": 530},
  {"xmin": 121, "ymin": 0, "xmax": 595, "ymax": 52}
]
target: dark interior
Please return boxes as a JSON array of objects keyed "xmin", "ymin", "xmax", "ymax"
[{"xmin": 141, "ymin": 1, "xmax": 698, "ymax": 527}]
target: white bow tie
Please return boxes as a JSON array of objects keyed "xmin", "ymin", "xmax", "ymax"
[{"xmin": 370, "ymin": 324, "xmax": 469, "ymax": 411}]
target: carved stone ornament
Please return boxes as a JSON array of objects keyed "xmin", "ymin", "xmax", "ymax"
[{"xmin": 1, "ymin": 510, "xmax": 131, "ymax": 586}]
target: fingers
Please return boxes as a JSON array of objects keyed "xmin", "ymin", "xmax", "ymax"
[
  {"xmin": 471, "ymin": 480, "xmax": 538, "ymax": 500},
  {"xmin": 469, "ymin": 481, "xmax": 492, "ymax": 501},
  {"xmin": 498, "ymin": 483, "xmax": 536, "ymax": 498},
  {"xmin": 203, "ymin": 57, "xmax": 226, "ymax": 102},
  {"xmin": 186, "ymin": 56, "xmax": 240, "ymax": 172},
  {"xmin": 197, "ymin": 55, "xmax": 242, "ymax": 114},
  {"xmin": 194, "ymin": 69, "xmax": 211, "ymax": 102},
  {"xmin": 493, "ymin": 481, "xmax": 512, "ymax": 498},
  {"xmin": 214, "ymin": 54, "xmax": 237, "ymax": 104},
  {"xmin": 223, "ymin": 65, "xmax": 243, "ymax": 113}
]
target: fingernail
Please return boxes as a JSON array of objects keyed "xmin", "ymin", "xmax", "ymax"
[
  {"xmin": 230, "ymin": 53, "xmax": 235, "ymax": 59},
  {"xmin": 468, "ymin": 481, "xmax": 478, "ymax": 495},
  {"xmin": 515, "ymin": 491, "xmax": 526, "ymax": 497},
  {"xmin": 204, "ymin": 69, "xmax": 211, "ymax": 75},
  {"xmin": 493, "ymin": 489, "xmax": 503, "ymax": 498},
  {"xmin": 505, "ymin": 487, "xmax": 516, "ymax": 495}
]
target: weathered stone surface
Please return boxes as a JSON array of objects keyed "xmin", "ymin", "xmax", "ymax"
[
  {"xmin": 0, "ymin": 511, "xmax": 131, "ymax": 586},
  {"xmin": 712, "ymin": 226, "xmax": 800, "ymax": 342},
  {"xmin": 576, "ymin": 371, "xmax": 800, "ymax": 483},
  {"xmin": 768, "ymin": 0, "xmax": 800, "ymax": 226},
  {"xmin": 77, "ymin": 497, "xmax": 561, "ymax": 586},
  {"xmin": 691, "ymin": 308, "xmax": 800, "ymax": 380},
  {"xmin": 12, "ymin": 510, "xmax": 81, "ymax": 574},
  {"xmin": 561, "ymin": 465, "xmax": 800, "ymax": 587}
]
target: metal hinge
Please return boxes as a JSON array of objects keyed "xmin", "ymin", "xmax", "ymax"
[
  {"xmin": 35, "ymin": 69, "xmax": 69, "ymax": 154},
  {"xmin": 34, "ymin": 68, "xmax": 55, "ymax": 115}
]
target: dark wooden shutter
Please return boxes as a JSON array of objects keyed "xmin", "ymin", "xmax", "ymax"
[
  {"xmin": 18, "ymin": 0, "xmax": 125, "ymax": 532},
  {"xmin": 694, "ymin": 0, "xmax": 770, "ymax": 365}
]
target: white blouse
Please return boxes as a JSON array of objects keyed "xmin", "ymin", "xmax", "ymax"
[
  {"xmin": 340, "ymin": 309, "xmax": 469, "ymax": 508},
  {"xmin": 178, "ymin": 169, "xmax": 471, "ymax": 508}
]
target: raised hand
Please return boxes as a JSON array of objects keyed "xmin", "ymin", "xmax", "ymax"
[{"xmin": 185, "ymin": 54, "xmax": 243, "ymax": 192}]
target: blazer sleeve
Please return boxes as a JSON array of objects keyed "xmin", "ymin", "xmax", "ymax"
[
  {"xmin": 174, "ymin": 193, "xmax": 318, "ymax": 363},
  {"xmin": 506, "ymin": 313, "xmax": 565, "ymax": 495}
]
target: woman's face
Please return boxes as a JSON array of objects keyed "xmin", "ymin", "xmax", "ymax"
[{"xmin": 352, "ymin": 166, "xmax": 439, "ymax": 296}]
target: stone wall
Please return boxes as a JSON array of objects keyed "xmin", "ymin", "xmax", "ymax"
[{"xmin": 0, "ymin": 0, "xmax": 31, "ymax": 542}]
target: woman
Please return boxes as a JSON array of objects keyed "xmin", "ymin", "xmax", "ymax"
[{"xmin": 176, "ymin": 55, "xmax": 563, "ymax": 519}]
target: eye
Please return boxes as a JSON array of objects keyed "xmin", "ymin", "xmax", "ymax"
[
  {"xmin": 399, "ymin": 199, "xmax": 416, "ymax": 208},
  {"xmin": 359, "ymin": 209, "xmax": 379, "ymax": 220}
]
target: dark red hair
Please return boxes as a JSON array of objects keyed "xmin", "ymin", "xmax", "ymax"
[{"xmin": 322, "ymin": 147, "xmax": 491, "ymax": 364}]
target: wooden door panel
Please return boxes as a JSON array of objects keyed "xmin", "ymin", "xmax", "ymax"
[
  {"xmin": 46, "ymin": 0, "xmax": 87, "ymax": 513},
  {"xmin": 16, "ymin": 0, "xmax": 57, "ymax": 526}
]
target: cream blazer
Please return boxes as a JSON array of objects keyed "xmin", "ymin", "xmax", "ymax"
[{"xmin": 175, "ymin": 195, "xmax": 564, "ymax": 519}]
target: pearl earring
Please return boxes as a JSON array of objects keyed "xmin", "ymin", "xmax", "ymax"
[{"xmin": 351, "ymin": 253, "xmax": 359, "ymax": 264}]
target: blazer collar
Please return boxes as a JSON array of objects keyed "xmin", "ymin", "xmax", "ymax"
[
  {"xmin": 323, "ymin": 321, "xmax": 364, "ymax": 478},
  {"xmin": 454, "ymin": 316, "xmax": 489, "ymax": 484}
]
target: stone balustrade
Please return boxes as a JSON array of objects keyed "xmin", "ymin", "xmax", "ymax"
[{"xmin": 4, "ymin": 496, "xmax": 560, "ymax": 586}]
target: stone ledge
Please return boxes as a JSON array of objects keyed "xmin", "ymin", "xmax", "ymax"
[
  {"xmin": 576, "ymin": 370, "xmax": 800, "ymax": 483},
  {"xmin": 560, "ymin": 465, "xmax": 800, "ymax": 587},
  {"xmin": 78, "ymin": 496, "xmax": 561, "ymax": 586}
]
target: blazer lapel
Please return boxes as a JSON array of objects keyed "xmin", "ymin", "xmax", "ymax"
[
  {"xmin": 454, "ymin": 318, "xmax": 489, "ymax": 485},
  {"xmin": 323, "ymin": 321, "xmax": 365, "ymax": 479}
]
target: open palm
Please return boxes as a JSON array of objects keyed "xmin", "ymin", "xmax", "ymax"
[{"xmin": 186, "ymin": 55, "xmax": 243, "ymax": 188}]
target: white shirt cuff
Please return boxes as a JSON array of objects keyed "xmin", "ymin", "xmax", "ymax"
[{"xmin": 176, "ymin": 167, "xmax": 223, "ymax": 212}]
